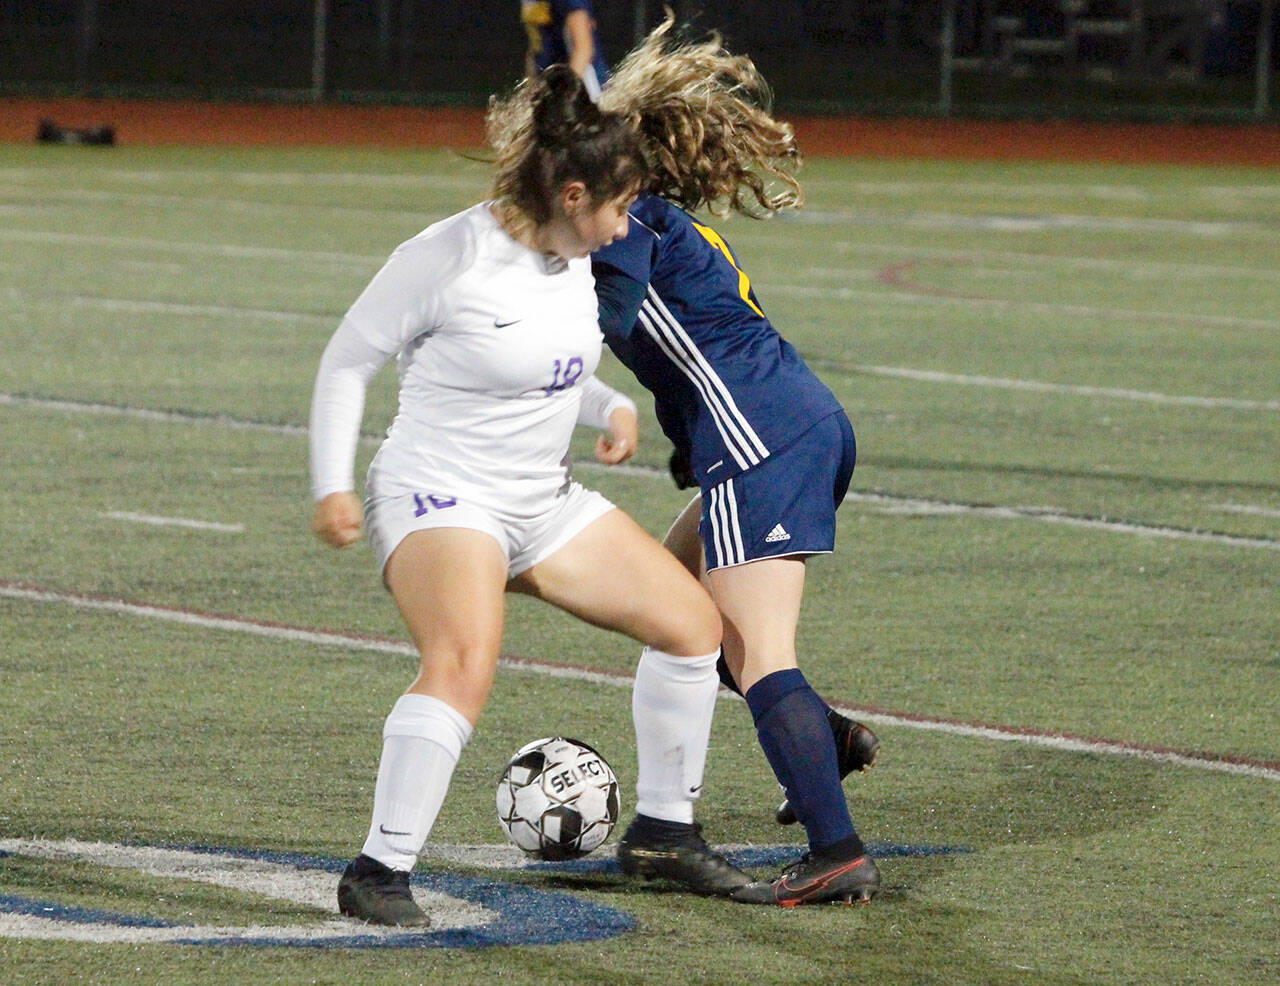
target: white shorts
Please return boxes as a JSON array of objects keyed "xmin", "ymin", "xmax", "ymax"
[{"xmin": 364, "ymin": 480, "xmax": 616, "ymax": 580}]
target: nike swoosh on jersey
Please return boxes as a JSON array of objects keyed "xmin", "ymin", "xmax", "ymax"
[{"xmin": 494, "ymin": 317, "xmax": 523, "ymax": 328}]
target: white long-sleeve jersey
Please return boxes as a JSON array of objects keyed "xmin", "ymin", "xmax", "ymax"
[{"xmin": 309, "ymin": 202, "xmax": 632, "ymax": 519}]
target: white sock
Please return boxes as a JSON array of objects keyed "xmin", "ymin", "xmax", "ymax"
[
  {"xmin": 360, "ymin": 693, "xmax": 473, "ymax": 872},
  {"xmin": 631, "ymin": 647, "xmax": 720, "ymax": 824}
]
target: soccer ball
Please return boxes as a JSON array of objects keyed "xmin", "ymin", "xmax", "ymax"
[{"xmin": 495, "ymin": 736, "xmax": 620, "ymax": 860}]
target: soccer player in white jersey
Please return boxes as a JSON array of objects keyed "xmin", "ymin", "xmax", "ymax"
[
  {"xmin": 308, "ymin": 67, "xmax": 748, "ymax": 927},
  {"xmin": 595, "ymin": 21, "xmax": 882, "ymax": 905}
]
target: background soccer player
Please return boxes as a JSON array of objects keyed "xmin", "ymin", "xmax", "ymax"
[{"xmin": 520, "ymin": 0, "xmax": 611, "ymax": 100}]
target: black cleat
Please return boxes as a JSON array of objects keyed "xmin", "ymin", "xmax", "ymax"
[
  {"xmin": 337, "ymin": 854, "xmax": 431, "ymax": 927},
  {"xmin": 617, "ymin": 817, "xmax": 750, "ymax": 896},
  {"xmin": 776, "ymin": 714, "xmax": 880, "ymax": 825},
  {"xmin": 732, "ymin": 848, "xmax": 880, "ymax": 906}
]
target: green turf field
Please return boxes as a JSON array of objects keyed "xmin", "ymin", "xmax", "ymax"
[{"xmin": 1, "ymin": 143, "xmax": 1277, "ymax": 985}]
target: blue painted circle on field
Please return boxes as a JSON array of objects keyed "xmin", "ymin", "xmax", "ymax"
[
  {"xmin": 192, "ymin": 870, "xmax": 636, "ymax": 949},
  {"xmin": 0, "ymin": 845, "xmax": 634, "ymax": 949},
  {"xmin": 0, "ymin": 893, "xmax": 176, "ymax": 929},
  {"xmin": 180, "ymin": 846, "xmax": 638, "ymax": 948},
  {"xmin": 1, "ymin": 840, "xmax": 970, "ymax": 947}
]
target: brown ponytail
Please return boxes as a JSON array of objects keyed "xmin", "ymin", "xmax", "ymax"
[{"xmin": 488, "ymin": 65, "xmax": 645, "ymax": 226}]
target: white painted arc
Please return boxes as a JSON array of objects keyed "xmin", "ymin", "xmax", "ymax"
[{"xmin": 0, "ymin": 838, "xmax": 494, "ymax": 943}]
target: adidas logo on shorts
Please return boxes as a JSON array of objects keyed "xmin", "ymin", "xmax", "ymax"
[{"xmin": 764, "ymin": 523, "xmax": 791, "ymax": 543}]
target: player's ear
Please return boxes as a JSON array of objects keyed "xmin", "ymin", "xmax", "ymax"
[{"xmin": 559, "ymin": 180, "xmax": 589, "ymax": 215}]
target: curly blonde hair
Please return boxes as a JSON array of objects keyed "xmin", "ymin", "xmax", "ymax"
[{"xmin": 598, "ymin": 16, "xmax": 802, "ymax": 217}]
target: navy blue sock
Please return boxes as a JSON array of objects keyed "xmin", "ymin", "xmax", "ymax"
[{"xmin": 745, "ymin": 669, "xmax": 858, "ymax": 851}]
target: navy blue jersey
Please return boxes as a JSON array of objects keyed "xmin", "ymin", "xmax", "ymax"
[{"xmin": 592, "ymin": 194, "xmax": 844, "ymax": 488}]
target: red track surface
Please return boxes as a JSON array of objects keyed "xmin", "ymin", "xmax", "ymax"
[{"xmin": 5, "ymin": 96, "xmax": 1280, "ymax": 164}]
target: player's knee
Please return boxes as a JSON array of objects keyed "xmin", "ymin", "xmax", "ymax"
[
  {"xmin": 659, "ymin": 593, "xmax": 722, "ymax": 657},
  {"xmin": 415, "ymin": 644, "xmax": 499, "ymax": 708}
]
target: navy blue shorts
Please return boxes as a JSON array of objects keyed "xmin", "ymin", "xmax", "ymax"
[{"xmin": 699, "ymin": 411, "xmax": 856, "ymax": 571}]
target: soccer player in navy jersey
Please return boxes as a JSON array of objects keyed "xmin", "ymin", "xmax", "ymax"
[
  {"xmin": 594, "ymin": 19, "xmax": 881, "ymax": 905},
  {"xmin": 521, "ymin": 0, "xmax": 611, "ymax": 100}
]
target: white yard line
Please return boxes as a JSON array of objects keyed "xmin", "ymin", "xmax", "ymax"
[
  {"xmin": 101, "ymin": 511, "xmax": 245, "ymax": 533},
  {"xmin": 0, "ymin": 392, "xmax": 308, "ymax": 434},
  {"xmin": 2, "ymin": 185, "xmax": 439, "ymax": 220},
  {"xmin": 767, "ymin": 281, "xmax": 1280, "ymax": 332},
  {"xmin": 1210, "ymin": 502, "xmax": 1280, "ymax": 519},
  {"xmin": 847, "ymin": 492, "xmax": 1280, "ymax": 551},
  {"xmin": 9, "ymin": 227, "xmax": 1279, "ymax": 283},
  {"xmin": 18, "ymin": 169, "xmax": 1274, "ymax": 204},
  {"xmin": 849, "ymin": 365, "xmax": 1280, "ymax": 412},
  {"xmin": 3, "ymin": 581, "xmax": 1277, "ymax": 782},
  {"xmin": 799, "ymin": 178, "xmax": 1280, "ymax": 205},
  {"xmin": 24, "ymin": 280, "xmax": 1272, "ymax": 335},
  {"xmin": 3, "ymin": 393, "xmax": 1276, "ymax": 551},
  {"xmin": 781, "ymin": 208, "xmax": 1280, "ymax": 239},
  {"xmin": 59, "ymin": 294, "xmax": 334, "ymax": 324},
  {"xmin": 0, "ymin": 227, "xmax": 381, "ymax": 266},
  {"xmin": 804, "ymin": 242, "xmax": 1280, "ymax": 282}
]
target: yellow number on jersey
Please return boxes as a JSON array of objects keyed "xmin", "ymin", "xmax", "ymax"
[{"xmin": 692, "ymin": 222, "xmax": 765, "ymax": 318}]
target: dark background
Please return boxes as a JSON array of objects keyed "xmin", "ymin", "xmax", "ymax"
[{"xmin": 2, "ymin": 1, "xmax": 1277, "ymax": 120}]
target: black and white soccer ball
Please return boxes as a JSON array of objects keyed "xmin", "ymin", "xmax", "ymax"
[{"xmin": 495, "ymin": 736, "xmax": 620, "ymax": 860}]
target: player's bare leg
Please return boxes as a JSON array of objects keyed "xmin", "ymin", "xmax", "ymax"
[
  {"xmin": 339, "ymin": 529, "xmax": 507, "ymax": 927},
  {"xmin": 708, "ymin": 555, "xmax": 804, "ymax": 691},
  {"xmin": 660, "ymin": 493, "xmax": 706, "ymax": 580},
  {"xmin": 391, "ymin": 529, "xmax": 508, "ymax": 724},
  {"xmin": 662, "ymin": 497, "xmax": 879, "ymax": 823},
  {"xmin": 513, "ymin": 508, "xmax": 749, "ymax": 895},
  {"xmin": 709, "ymin": 558, "xmax": 879, "ymax": 906},
  {"xmin": 511, "ymin": 505, "xmax": 719, "ymax": 657}
]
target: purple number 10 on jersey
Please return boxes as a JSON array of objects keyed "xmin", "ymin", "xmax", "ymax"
[
  {"xmin": 413, "ymin": 493, "xmax": 458, "ymax": 517},
  {"xmin": 544, "ymin": 356, "xmax": 584, "ymax": 395}
]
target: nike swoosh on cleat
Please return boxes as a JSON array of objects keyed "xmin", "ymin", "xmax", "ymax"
[
  {"xmin": 624, "ymin": 848, "xmax": 680, "ymax": 860},
  {"xmin": 777, "ymin": 856, "xmax": 870, "ymax": 902}
]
